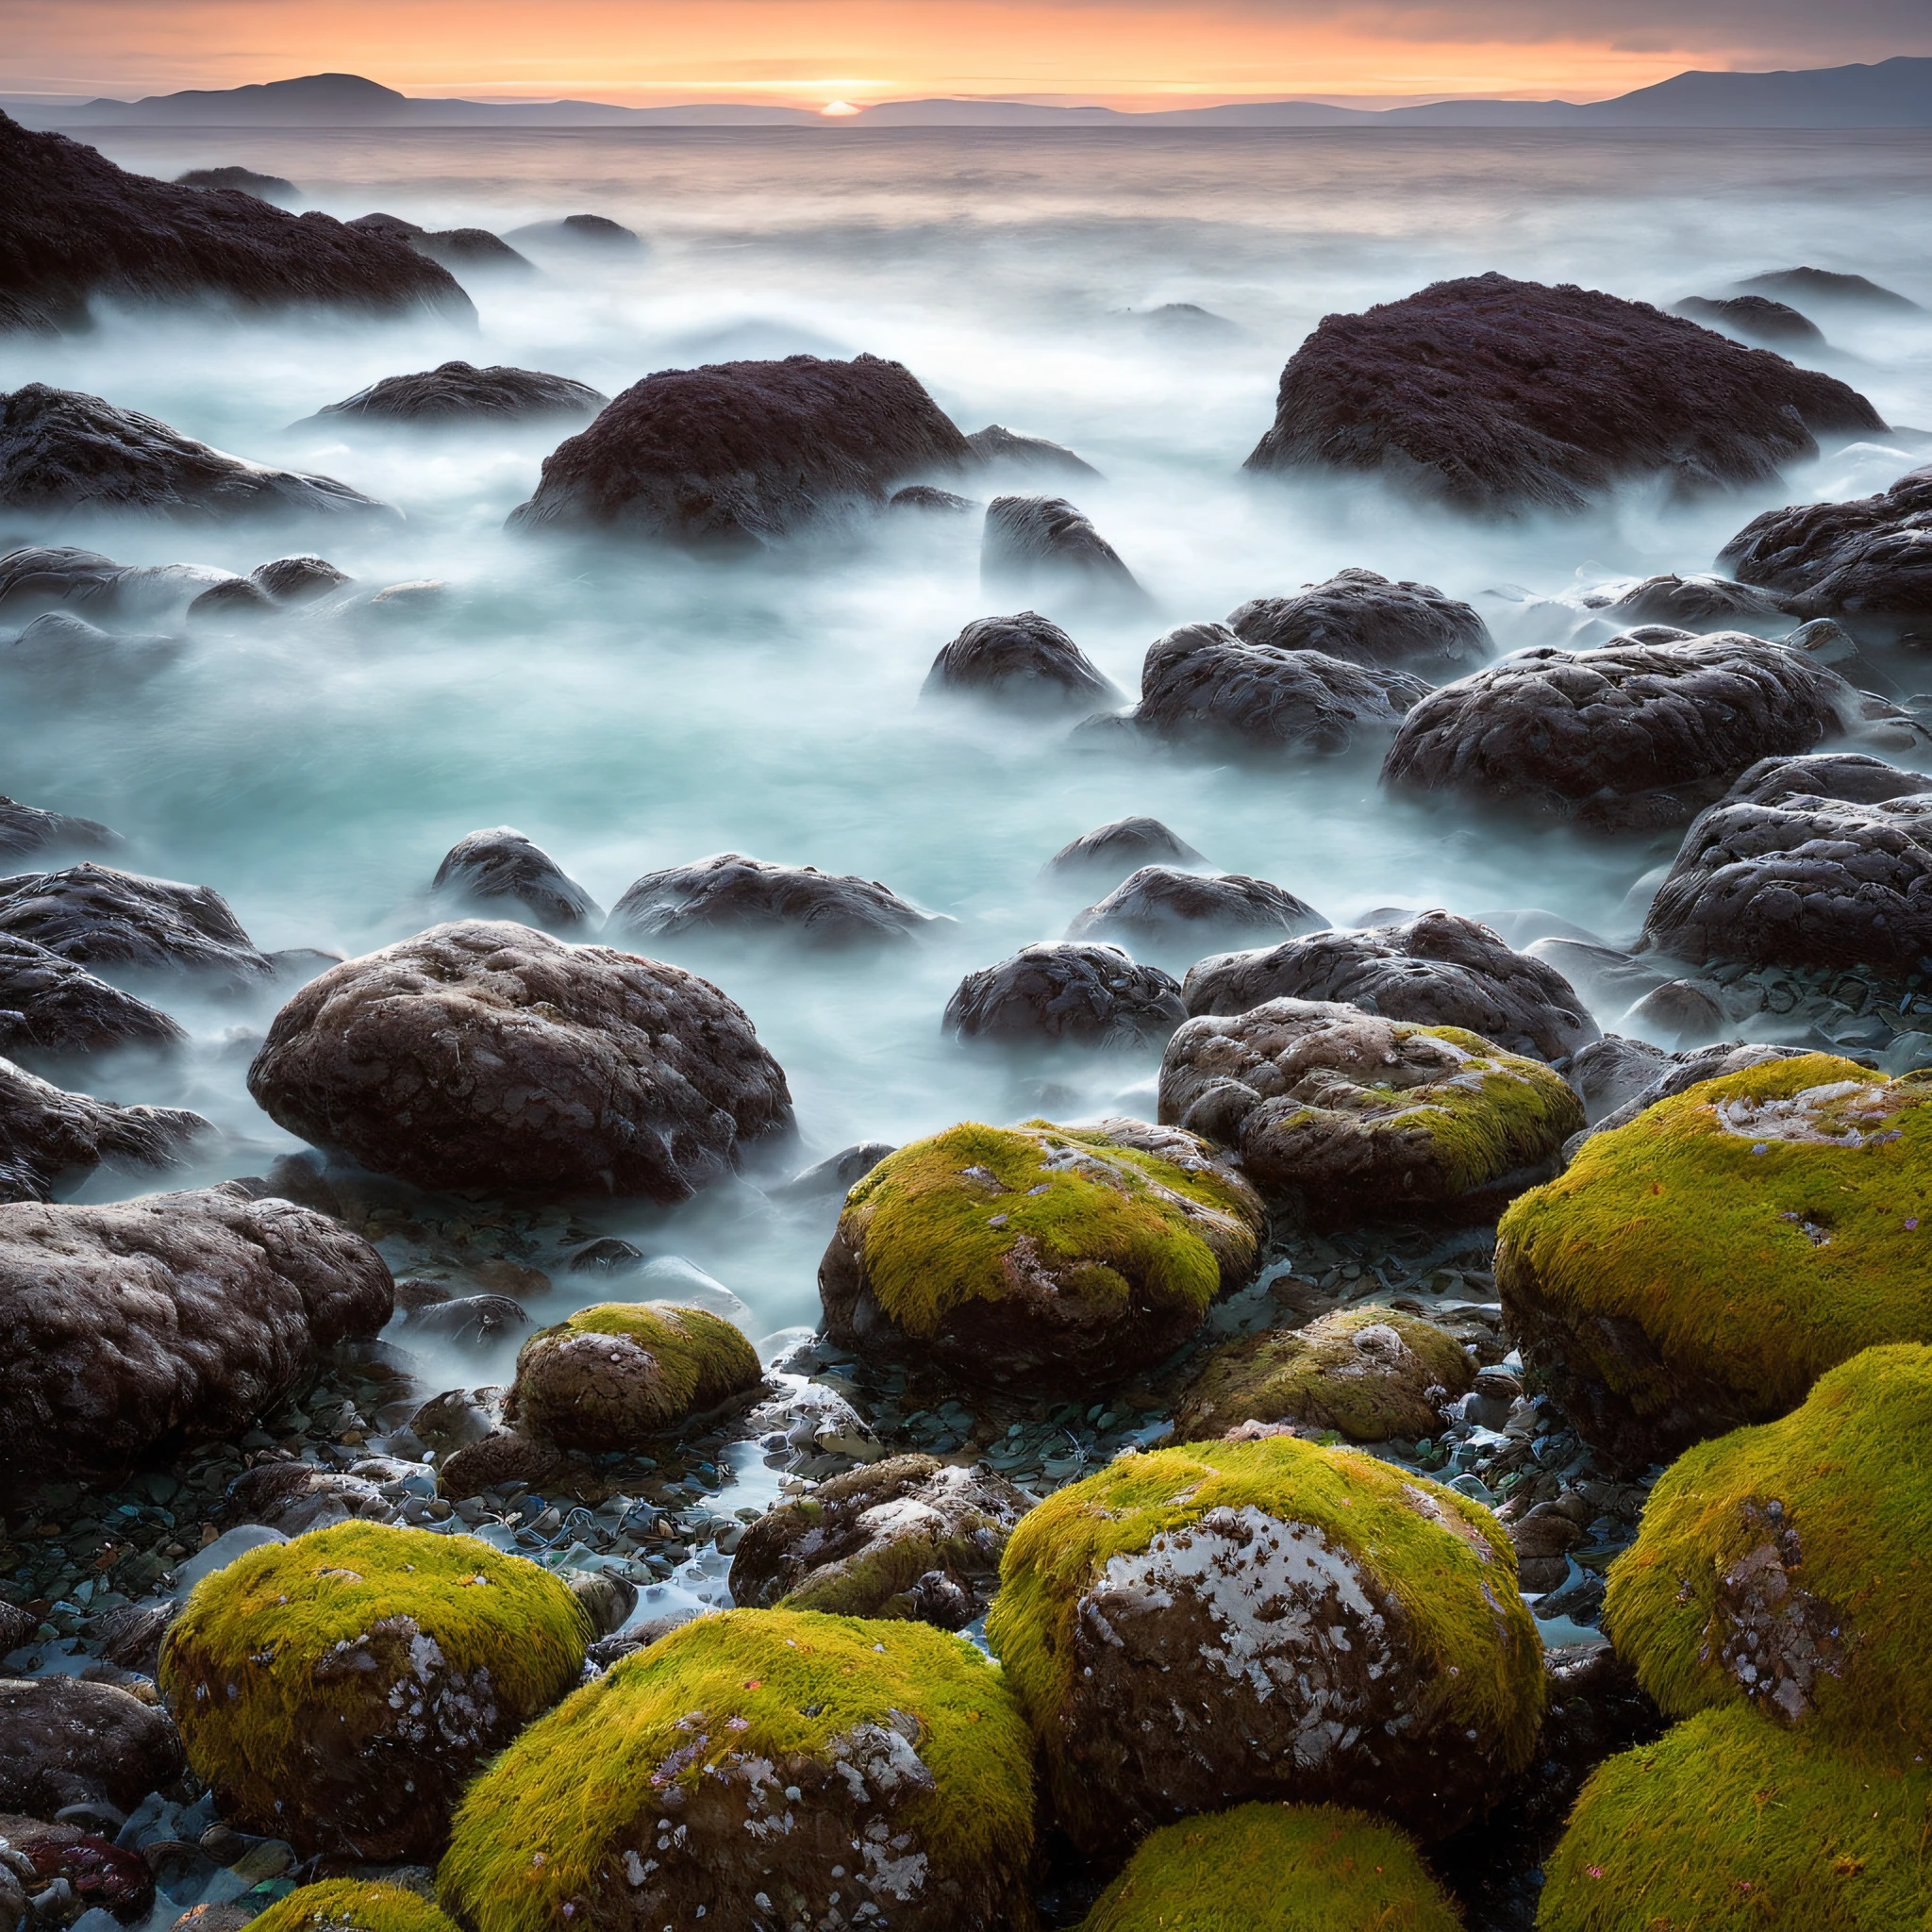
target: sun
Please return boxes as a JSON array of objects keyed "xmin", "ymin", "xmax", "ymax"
[{"xmin": 819, "ymin": 99, "xmax": 861, "ymax": 117}]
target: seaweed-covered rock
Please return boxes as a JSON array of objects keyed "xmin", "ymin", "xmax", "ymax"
[
  {"xmin": 819, "ymin": 1117, "xmax": 1265, "ymax": 1391},
  {"xmin": 0, "ymin": 1188, "xmax": 392, "ymax": 1482},
  {"xmin": 943, "ymin": 941, "xmax": 1185, "ymax": 1048},
  {"xmin": 0, "ymin": 862, "xmax": 271, "ymax": 982},
  {"xmin": 1243, "ymin": 273, "xmax": 1884, "ymax": 512},
  {"xmin": 964, "ymin": 423, "xmax": 1100, "ymax": 479},
  {"xmin": 986, "ymin": 1433, "xmax": 1544, "ymax": 1851},
  {"xmin": 981, "ymin": 494, "xmax": 1148, "ymax": 609},
  {"xmin": 1159, "ymin": 998, "xmax": 1582, "ymax": 1226},
  {"xmin": 246, "ymin": 920, "xmax": 792, "ymax": 1203},
  {"xmin": 922, "ymin": 610, "xmax": 1120, "ymax": 711},
  {"xmin": 1174, "ymin": 1305, "xmax": 1474, "ymax": 1442},
  {"xmin": 0, "ymin": 933, "xmax": 184, "ymax": 1058},
  {"xmin": 430, "ymin": 826, "xmax": 601, "ymax": 932},
  {"xmin": 1043, "ymin": 817, "xmax": 1204, "ymax": 883},
  {"xmin": 1182, "ymin": 910, "xmax": 1597, "ymax": 1061},
  {"xmin": 1226, "ymin": 569, "xmax": 1491, "ymax": 677},
  {"xmin": 507, "ymin": 354, "xmax": 973, "ymax": 547},
  {"xmin": 728, "ymin": 1454, "xmax": 1029, "ymax": 1627},
  {"xmin": 1067, "ymin": 867, "xmax": 1324, "ymax": 953},
  {"xmin": 0, "ymin": 1675, "xmax": 185, "ymax": 1814},
  {"xmin": 303, "ymin": 361, "xmax": 608, "ymax": 427},
  {"xmin": 608, "ymin": 852, "xmax": 934, "ymax": 945},
  {"xmin": 1496, "ymin": 1055, "xmax": 1932, "ymax": 1464},
  {"xmin": 1674, "ymin": 293, "xmax": 1824, "ymax": 345},
  {"xmin": 0, "ymin": 1056, "xmax": 207, "ymax": 1202},
  {"xmin": 247, "ymin": 1883, "xmax": 462, "ymax": 1932},
  {"xmin": 160, "ymin": 1521, "xmax": 590, "ymax": 1860},
  {"xmin": 437, "ymin": 1607, "xmax": 1036, "ymax": 1932}
]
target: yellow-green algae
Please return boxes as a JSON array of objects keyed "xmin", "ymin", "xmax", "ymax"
[
  {"xmin": 246, "ymin": 1884, "xmax": 459, "ymax": 1932},
  {"xmin": 984, "ymin": 1435, "xmax": 1543, "ymax": 1841},
  {"xmin": 511, "ymin": 1300, "xmax": 761, "ymax": 1437},
  {"xmin": 1602, "ymin": 1343, "xmax": 1932, "ymax": 1765},
  {"xmin": 1538, "ymin": 1703, "xmax": 1932, "ymax": 1932},
  {"xmin": 1081, "ymin": 1803, "xmax": 1464, "ymax": 1932},
  {"xmin": 837, "ymin": 1119, "xmax": 1264, "ymax": 1335},
  {"xmin": 437, "ymin": 1607, "xmax": 1036, "ymax": 1932},
  {"xmin": 1497, "ymin": 1057, "xmax": 1932, "ymax": 1427}
]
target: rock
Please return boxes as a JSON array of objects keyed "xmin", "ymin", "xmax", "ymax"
[
  {"xmin": 246, "ymin": 920, "xmax": 792, "ymax": 1203},
  {"xmin": 4, "ymin": 608, "xmax": 180, "ymax": 677},
  {"xmin": 728, "ymin": 1454, "xmax": 1029, "ymax": 1627},
  {"xmin": 0, "ymin": 1188, "xmax": 392, "ymax": 1481},
  {"xmin": 400, "ymin": 1294, "xmax": 529, "ymax": 1349},
  {"xmin": 963, "ymin": 424, "xmax": 1100, "ymax": 479},
  {"xmin": 1174, "ymin": 1304, "xmax": 1474, "ymax": 1441},
  {"xmin": 1226, "ymin": 568, "xmax": 1491, "ymax": 677},
  {"xmin": 943, "ymin": 941, "xmax": 1185, "ymax": 1048},
  {"xmin": 1563, "ymin": 1035, "xmax": 1804, "ymax": 1126},
  {"xmin": 434, "ymin": 1426, "xmax": 569, "ymax": 1501},
  {"xmin": 507, "ymin": 353, "xmax": 974, "ymax": 546},
  {"xmin": 410, "ymin": 228, "xmax": 532, "ymax": 275},
  {"xmin": 1132, "ymin": 621, "xmax": 1427, "ymax": 756},
  {"xmin": 439, "ymin": 1607, "xmax": 1037, "ymax": 1932},
  {"xmin": 607, "ymin": 853, "xmax": 934, "ymax": 945},
  {"xmin": 1243, "ymin": 272, "xmax": 1884, "ymax": 512},
  {"xmin": 0, "ymin": 111, "xmax": 469, "ymax": 334},
  {"xmin": 888, "ymin": 483, "xmax": 975, "ymax": 513},
  {"xmin": 980, "ymin": 493, "xmax": 1148, "ymax": 610},
  {"xmin": 0, "ymin": 1056, "xmax": 208, "ymax": 1202},
  {"xmin": 1735, "ymin": 266, "xmax": 1920, "ymax": 313},
  {"xmin": 770, "ymin": 1141, "xmax": 897, "ymax": 1201},
  {"xmin": 1183, "ymin": 910, "xmax": 1598, "ymax": 1061},
  {"xmin": 985, "ymin": 1433, "xmax": 1545, "ymax": 1851},
  {"xmin": 248, "ymin": 554, "xmax": 349, "ymax": 604},
  {"xmin": 1158, "ymin": 998, "xmax": 1583, "ymax": 1226},
  {"xmin": 175, "ymin": 166, "xmax": 298, "ymax": 205},
  {"xmin": 503, "ymin": 214, "xmax": 643, "ymax": 252},
  {"xmin": 244, "ymin": 1883, "xmax": 462, "ymax": 1932},
  {"xmin": 1496, "ymin": 1054, "xmax": 1932, "ymax": 1464},
  {"xmin": 0, "ymin": 1601, "xmax": 34, "ymax": 1655},
  {"xmin": 1674, "ymin": 293, "xmax": 1824, "ymax": 344},
  {"xmin": 1137, "ymin": 302, "xmax": 1243, "ymax": 339},
  {"xmin": 564, "ymin": 1236, "xmax": 645, "ymax": 1274},
  {"xmin": 159, "ymin": 1521, "xmax": 590, "ymax": 1860},
  {"xmin": 0, "ymin": 1812, "xmax": 154, "ymax": 1921},
  {"xmin": 0, "ymin": 795, "xmax": 117, "ymax": 861},
  {"xmin": 1067, "ymin": 866, "xmax": 1324, "ymax": 953},
  {"xmin": 0, "ymin": 385, "xmax": 398, "ymax": 524},
  {"xmin": 186, "ymin": 575, "xmax": 276, "ymax": 623},
  {"xmin": 301, "ymin": 361, "xmax": 608, "ymax": 427},
  {"xmin": 0, "ymin": 543, "xmax": 240, "ymax": 623},
  {"xmin": 219, "ymin": 1459, "xmax": 408, "ymax": 1536},
  {"xmin": 920, "ymin": 610, "xmax": 1120, "ymax": 712},
  {"xmin": 0, "ymin": 863, "xmax": 271, "ymax": 982},
  {"xmin": 1042, "ymin": 816, "xmax": 1204, "ymax": 883},
  {"xmin": 429, "ymin": 826, "xmax": 600, "ymax": 933},
  {"xmin": 1725, "ymin": 749, "xmax": 1932, "ymax": 808},
  {"xmin": 0, "ymin": 1677, "xmax": 184, "ymax": 1815},
  {"xmin": 818, "ymin": 1117, "xmax": 1265, "ymax": 1391},
  {"xmin": 1576, "ymin": 570, "xmax": 1792, "ymax": 629}
]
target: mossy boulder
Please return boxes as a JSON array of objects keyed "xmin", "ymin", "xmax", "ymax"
[
  {"xmin": 1158, "ymin": 999, "xmax": 1582, "ymax": 1227},
  {"xmin": 1080, "ymin": 1801, "xmax": 1464, "ymax": 1932},
  {"xmin": 984, "ymin": 1434, "xmax": 1544, "ymax": 1852},
  {"xmin": 437, "ymin": 1607, "xmax": 1037, "ymax": 1932},
  {"xmin": 246, "ymin": 1884, "xmax": 460, "ymax": 1932},
  {"xmin": 1174, "ymin": 1305, "xmax": 1474, "ymax": 1441},
  {"xmin": 1539, "ymin": 1703, "xmax": 1932, "ymax": 1931},
  {"xmin": 819, "ymin": 1117, "xmax": 1266, "ymax": 1391},
  {"xmin": 158, "ymin": 1521, "xmax": 591, "ymax": 1859},
  {"xmin": 1497, "ymin": 1055, "xmax": 1932, "ymax": 1465}
]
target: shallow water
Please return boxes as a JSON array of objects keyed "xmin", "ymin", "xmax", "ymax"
[{"xmin": 6, "ymin": 125, "xmax": 1932, "ymax": 1342}]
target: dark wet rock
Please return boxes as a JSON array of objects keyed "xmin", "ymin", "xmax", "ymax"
[
  {"xmin": 406, "ymin": 1389, "xmax": 498, "ymax": 1460},
  {"xmin": 1244, "ymin": 273, "xmax": 1884, "ymax": 512},
  {"xmin": 0, "ymin": 934, "xmax": 183, "ymax": 1060},
  {"xmin": 1068, "ymin": 866, "xmax": 1324, "ymax": 953},
  {"xmin": 0, "ymin": 795, "xmax": 117, "ymax": 861},
  {"xmin": 248, "ymin": 554, "xmax": 349, "ymax": 604},
  {"xmin": 1134, "ymin": 621, "xmax": 1427, "ymax": 756},
  {"xmin": 729, "ymin": 1454, "xmax": 1029, "ymax": 1627},
  {"xmin": 1522, "ymin": 937, "xmax": 1670, "ymax": 1018},
  {"xmin": 504, "ymin": 214, "xmax": 642, "ymax": 251},
  {"xmin": 1674, "ymin": 294, "xmax": 1824, "ymax": 345},
  {"xmin": 0, "ymin": 385, "xmax": 398, "ymax": 524},
  {"xmin": 0, "ymin": 1677, "xmax": 184, "ymax": 1815},
  {"xmin": 0, "ymin": 863, "xmax": 271, "ymax": 982},
  {"xmin": 770, "ymin": 1141, "xmax": 897, "ymax": 1202},
  {"xmin": 302, "ymin": 360, "xmax": 608, "ymax": 428},
  {"xmin": 507, "ymin": 353, "xmax": 974, "ymax": 547},
  {"xmin": 430, "ymin": 826, "xmax": 602, "ymax": 933},
  {"xmin": 1735, "ymin": 267, "xmax": 1920, "ymax": 313},
  {"xmin": 0, "ymin": 544, "xmax": 235, "ymax": 623},
  {"xmin": 566, "ymin": 1236, "xmax": 646, "ymax": 1274},
  {"xmin": 1620, "ymin": 976, "xmax": 1728, "ymax": 1046},
  {"xmin": 436, "ymin": 1424, "xmax": 569, "ymax": 1499},
  {"xmin": 1139, "ymin": 302, "xmax": 1242, "ymax": 338},
  {"xmin": 247, "ymin": 919, "xmax": 793, "ymax": 1203},
  {"xmin": 219, "ymin": 1457, "xmax": 413, "ymax": 1535},
  {"xmin": 346, "ymin": 213, "xmax": 531, "ymax": 275},
  {"xmin": 1566, "ymin": 1038, "xmax": 1812, "ymax": 1148},
  {"xmin": 175, "ymin": 166, "xmax": 297, "ymax": 205},
  {"xmin": 964, "ymin": 424, "xmax": 1101, "ymax": 479},
  {"xmin": 981, "ymin": 494, "xmax": 1147, "ymax": 609},
  {"xmin": 608, "ymin": 853, "xmax": 935, "ymax": 945},
  {"xmin": 185, "ymin": 576, "xmax": 275, "ymax": 623},
  {"xmin": 1723, "ymin": 750, "xmax": 1932, "ymax": 808},
  {"xmin": 1043, "ymin": 816, "xmax": 1204, "ymax": 884},
  {"xmin": 921, "ymin": 610, "xmax": 1120, "ymax": 711},
  {"xmin": 402, "ymin": 1293, "xmax": 531, "ymax": 1348},
  {"xmin": 2, "ymin": 609, "xmax": 179, "ymax": 676},
  {"xmin": 1575, "ymin": 572, "xmax": 1793, "ymax": 629},
  {"xmin": 944, "ymin": 941, "xmax": 1185, "ymax": 1047},
  {"xmin": 0, "ymin": 1812, "xmax": 155, "ymax": 1922},
  {"xmin": 1182, "ymin": 909, "xmax": 1598, "ymax": 1061},
  {"xmin": 0, "ymin": 1188, "xmax": 392, "ymax": 1481},
  {"xmin": 1226, "ymin": 568, "xmax": 1491, "ymax": 677},
  {"xmin": 0, "ymin": 1057, "xmax": 208, "ymax": 1203},
  {"xmin": 889, "ymin": 484, "xmax": 976, "ymax": 514}
]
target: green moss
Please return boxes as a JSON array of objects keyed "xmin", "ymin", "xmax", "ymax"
[
  {"xmin": 246, "ymin": 1883, "xmax": 459, "ymax": 1932},
  {"xmin": 437, "ymin": 1607, "xmax": 1035, "ymax": 1932},
  {"xmin": 1602, "ymin": 1343, "xmax": 1932, "ymax": 1764},
  {"xmin": 1081, "ymin": 1803, "xmax": 1463, "ymax": 1932},
  {"xmin": 838, "ymin": 1120, "xmax": 1265, "ymax": 1336},
  {"xmin": 512, "ymin": 1300, "xmax": 761, "ymax": 1438},
  {"xmin": 1498, "ymin": 1057, "xmax": 1932, "ymax": 1427},
  {"xmin": 1539, "ymin": 1704, "xmax": 1932, "ymax": 1931}
]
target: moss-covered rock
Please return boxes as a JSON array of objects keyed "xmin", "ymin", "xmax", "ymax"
[
  {"xmin": 158, "ymin": 1521, "xmax": 590, "ymax": 1859},
  {"xmin": 246, "ymin": 1884, "xmax": 460, "ymax": 1932},
  {"xmin": 1497, "ymin": 1055, "xmax": 1932, "ymax": 1464},
  {"xmin": 985, "ymin": 1434, "xmax": 1544, "ymax": 1852},
  {"xmin": 1158, "ymin": 999, "xmax": 1582, "ymax": 1228},
  {"xmin": 437, "ymin": 1607, "xmax": 1037, "ymax": 1932},
  {"xmin": 1080, "ymin": 1802, "xmax": 1464, "ymax": 1932},
  {"xmin": 1174, "ymin": 1304, "xmax": 1474, "ymax": 1441},
  {"xmin": 819, "ymin": 1117, "xmax": 1266, "ymax": 1391},
  {"xmin": 1538, "ymin": 1704, "xmax": 1932, "ymax": 1932}
]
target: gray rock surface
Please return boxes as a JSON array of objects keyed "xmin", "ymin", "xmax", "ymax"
[
  {"xmin": 1564, "ymin": 1037, "xmax": 1811, "ymax": 1148},
  {"xmin": 0, "ymin": 794, "xmax": 118, "ymax": 861},
  {"xmin": 1673, "ymin": 294, "xmax": 1824, "ymax": 345},
  {"xmin": 0, "ymin": 934, "xmax": 184, "ymax": 1060},
  {"xmin": 504, "ymin": 214, "xmax": 643, "ymax": 251},
  {"xmin": 964, "ymin": 424, "xmax": 1100, "ymax": 479},
  {"xmin": 922, "ymin": 610, "xmax": 1120, "ymax": 711},
  {"xmin": 0, "ymin": 1056, "xmax": 207, "ymax": 1203},
  {"xmin": 1574, "ymin": 572, "xmax": 1792, "ymax": 629},
  {"xmin": 608, "ymin": 853, "xmax": 934, "ymax": 945},
  {"xmin": 1042, "ymin": 816, "xmax": 1205, "ymax": 884},
  {"xmin": 248, "ymin": 554, "xmax": 349, "ymax": 603},
  {"xmin": 1226, "ymin": 568, "xmax": 1491, "ymax": 677},
  {"xmin": 1068, "ymin": 866, "xmax": 1324, "ymax": 952},
  {"xmin": 980, "ymin": 494, "xmax": 1148, "ymax": 609},
  {"xmin": 0, "ymin": 863, "xmax": 271, "ymax": 981},
  {"xmin": 944, "ymin": 941, "xmax": 1185, "ymax": 1047},
  {"xmin": 302, "ymin": 360, "xmax": 608, "ymax": 426},
  {"xmin": 0, "ymin": 1676, "xmax": 185, "ymax": 1814},
  {"xmin": 431, "ymin": 826, "xmax": 602, "ymax": 932}
]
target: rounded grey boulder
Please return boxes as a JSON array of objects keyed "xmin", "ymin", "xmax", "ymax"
[
  {"xmin": 1226, "ymin": 568, "xmax": 1490, "ymax": 677},
  {"xmin": 944, "ymin": 941, "xmax": 1185, "ymax": 1047},
  {"xmin": 608, "ymin": 853, "xmax": 934, "ymax": 945},
  {"xmin": 1068, "ymin": 866, "xmax": 1324, "ymax": 952},
  {"xmin": 0, "ymin": 863, "xmax": 271, "ymax": 981},
  {"xmin": 0, "ymin": 934, "xmax": 182, "ymax": 1059},
  {"xmin": 431, "ymin": 826, "xmax": 602, "ymax": 932},
  {"xmin": 922, "ymin": 610, "xmax": 1120, "ymax": 712},
  {"xmin": 1042, "ymin": 816, "xmax": 1204, "ymax": 884},
  {"xmin": 303, "ymin": 360, "xmax": 608, "ymax": 427},
  {"xmin": 980, "ymin": 495, "xmax": 1148, "ymax": 611},
  {"xmin": 0, "ymin": 1677, "xmax": 185, "ymax": 1814},
  {"xmin": 0, "ymin": 1056, "xmax": 208, "ymax": 1203}
]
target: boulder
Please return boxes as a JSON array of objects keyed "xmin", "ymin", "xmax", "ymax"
[
  {"xmin": 985, "ymin": 1433, "xmax": 1545, "ymax": 1850},
  {"xmin": 1735, "ymin": 266, "xmax": 1920, "ymax": 312},
  {"xmin": 0, "ymin": 1813, "xmax": 154, "ymax": 1921},
  {"xmin": 608, "ymin": 852, "xmax": 935, "ymax": 944},
  {"xmin": 1243, "ymin": 272, "xmax": 1884, "ymax": 512},
  {"xmin": 219, "ymin": 1457, "xmax": 413, "ymax": 1536},
  {"xmin": 411, "ymin": 227, "xmax": 532, "ymax": 275},
  {"xmin": 0, "ymin": 862, "xmax": 271, "ymax": 981},
  {"xmin": 507, "ymin": 353, "xmax": 974, "ymax": 546},
  {"xmin": 1496, "ymin": 1054, "xmax": 1932, "ymax": 1464},
  {"xmin": 1042, "ymin": 816, "xmax": 1204, "ymax": 882},
  {"xmin": 889, "ymin": 483, "xmax": 976, "ymax": 514},
  {"xmin": 0, "ymin": 385, "xmax": 398, "ymax": 523},
  {"xmin": 1182, "ymin": 909, "xmax": 1598, "ymax": 1061},
  {"xmin": 0, "ymin": 1056, "xmax": 208, "ymax": 1202},
  {"xmin": 249, "ymin": 554, "xmax": 350, "ymax": 603},
  {"xmin": 1565, "ymin": 1038, "xmax": 1809, "ymax": 1143},
  {"xmin": 980, "ymin": 494, "xmax": 1148, "ymax": 609},
  {"xmin": 0, "ymin": 933, "xmax": 184, "ymax": 1058},
  {"xmin": 1158, "ymin": 998, "xmax": 1583, "ymax": 1226},
  {"xmin": 1723, "ymin": 749, "xmax": 1932, "ymax": 808},
  {"xmin": 399, "ymin": 1293, "xmax": 529, "ymax": 1349},
  {"xmin": 246, "ymin": 920, "xmax": 793, "ymax": 1203},
  {"xmin": 438, "ymin": 1607, "xmax": 1037, "ymax": 1932},
  {"xmin": 1573, "ymin": 570, "xmax": 1792, "ymax": 630},
  {"xmin": 160, "ymin": 1521, "xmax": 590, "ymax": 1859},
  {"xmin": 963, "ymin": 423, "xmax": 1100, "ymax": 478},
  {"xmin": 245, "ymin": 1884, "xmax": 462, "ymax": 1932},
  {"xmin": 301, "ymin": 360, "xmax": 608, "ymax": 427},
  {"xmin": 921, "ymin": 609, "xmax": 1120, "ymax": 711},
  {"xmin": 0, "ymin": 793, "xmax": 116, "ymax": 860},
  {"xmin": 1067, "ymin": 866, "xmax": 1324, "ymax": 953},
  {"xmin": 0, "ymin": 1675, "xmax": 185, "ymax": 1814},
  {"xmin": 728, "ymin": 1453, "xmax": 1030, "ymax": 1627},
  {"xmin": 0, "ymin": 542, "xmax": 240, "ymax": 622},
  {"xmin": 429, "ymin": 826, "xmax": 601, "ymax": 932},
  {"xmin": 1673, "ymin": 293, "xmax": 1824, "ymax": 344},
  {"xmin": 0, "ymin": 1188, "xmax": 393, "ymax": 1481},
  {"xmin": 175, "ymin": 166, "xmax": 298, "ymax": 205},
  {"xmin": 819, "ymin": 1117, "xmax": 1266, "ymax": 1391},
  {"xmin": 503, "ymin": 214, "xmax": 643, "ymax": 252},
  {"xmin": 943, "ymin": 941, "xmax": 1185, "ymax": 1047},
  {"xmin": 1225, "ymin": 568, "xmax": 1491, "ymax": 677}
]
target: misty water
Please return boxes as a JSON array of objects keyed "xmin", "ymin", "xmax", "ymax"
[{"xmin": 6, "ymin": 125, "xmax": 1932, "ymax": 1374}]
